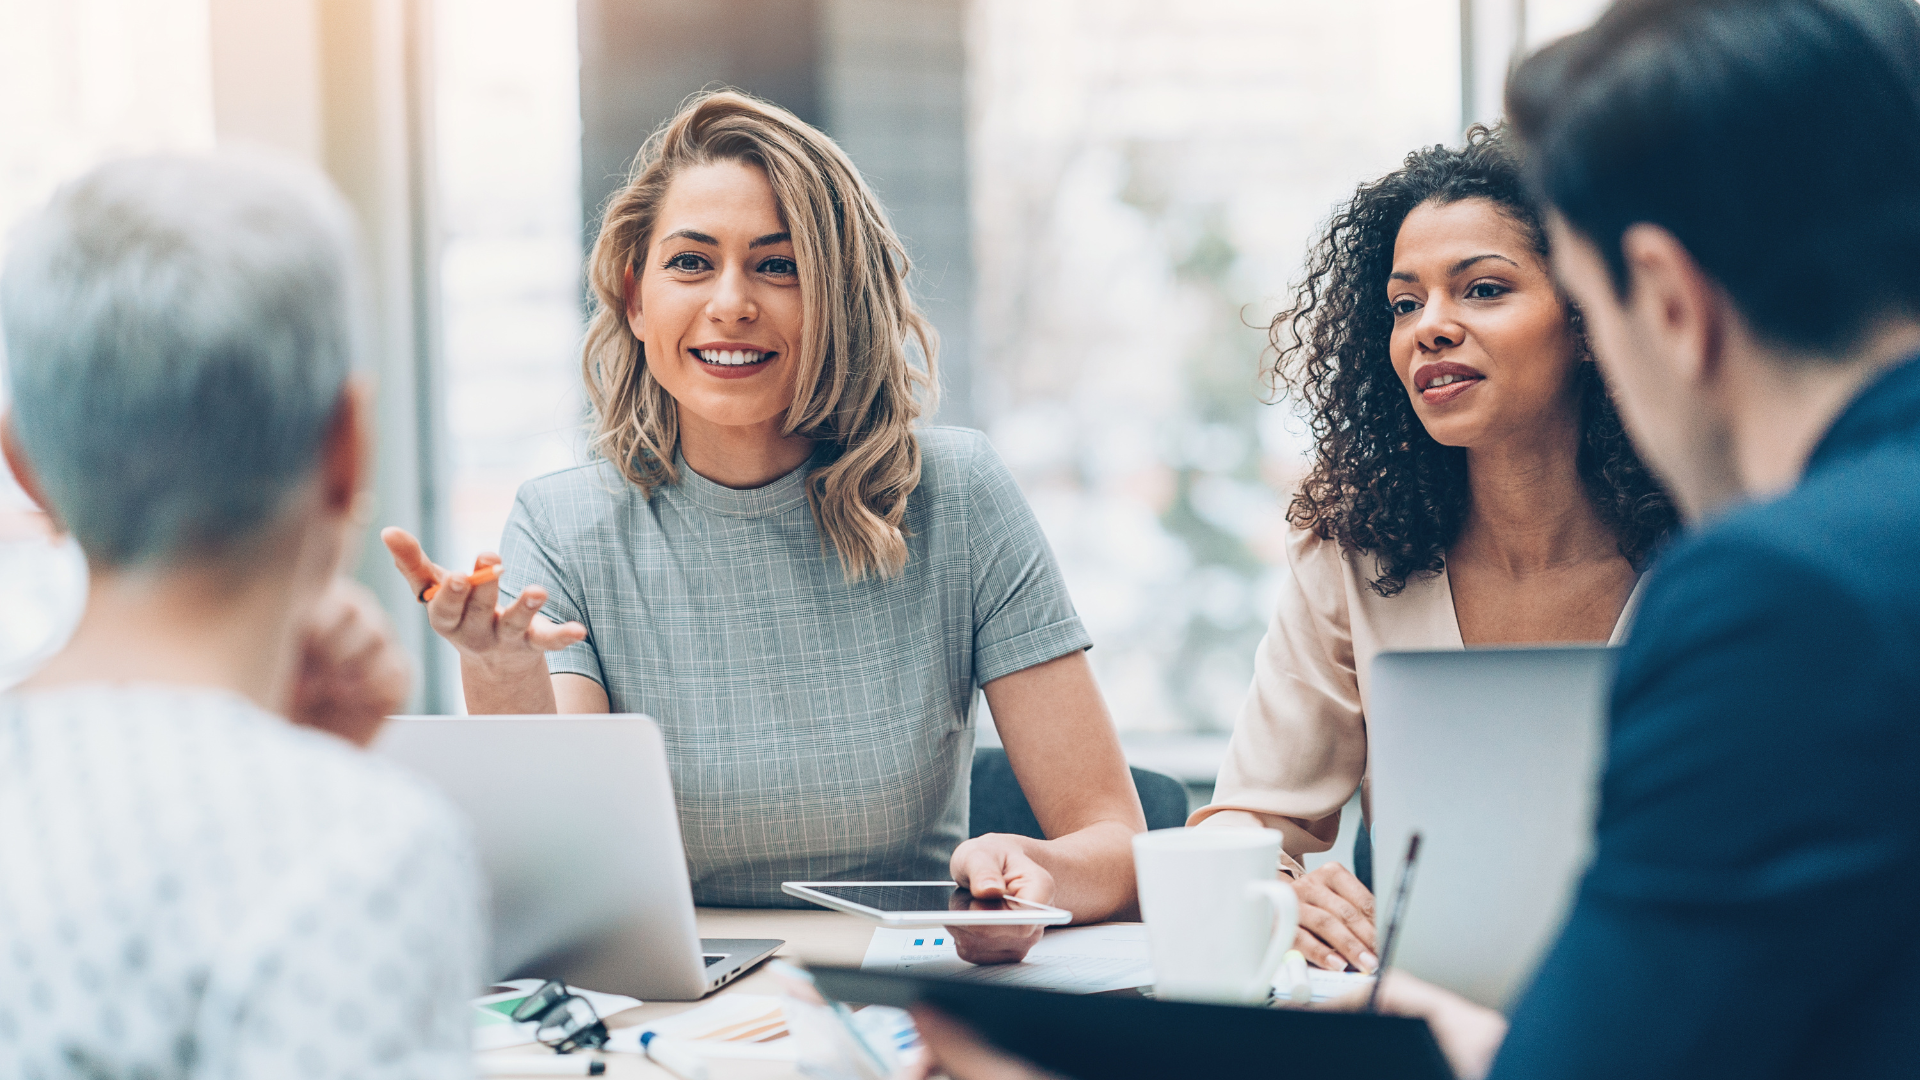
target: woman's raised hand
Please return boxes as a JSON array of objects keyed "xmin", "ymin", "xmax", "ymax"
[{"xmin": 379, "ymin": 527, "xmax": 587, "ymax": 666}]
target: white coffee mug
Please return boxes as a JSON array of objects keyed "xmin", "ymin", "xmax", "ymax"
[{"xmin": 1133, "ymin": 827, "xmax": 1299, "ymax": 1003}]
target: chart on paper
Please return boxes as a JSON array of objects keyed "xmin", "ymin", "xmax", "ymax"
[{"xmin": 860, "ymin": 924, "xmax": 1154, "ymax": 994}]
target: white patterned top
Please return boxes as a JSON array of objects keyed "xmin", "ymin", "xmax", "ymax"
[{"xmin": 0, "ymin": 684, "xmax": 484, "ymax": 1080}]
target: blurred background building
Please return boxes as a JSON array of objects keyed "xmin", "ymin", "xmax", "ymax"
[{"xmin": 1, "ymin": 0, "xmax": 1608, "ymax": 793}]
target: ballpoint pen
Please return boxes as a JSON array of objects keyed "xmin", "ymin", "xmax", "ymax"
[{"xmin": 1367, "ymin": 831, "xmax": 1423, "ymax": 1014}]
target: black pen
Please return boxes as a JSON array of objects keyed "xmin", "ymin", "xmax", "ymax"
[{"xmin": 1366, "ymin": 831, "xmax": 1422, "ymax": 1014}]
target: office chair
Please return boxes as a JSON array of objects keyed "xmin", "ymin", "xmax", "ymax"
[
  {"xmin": 968, "ymin": 746, "xmax": 1191, "ymax": 838},
  {"xmin": 1354, "ymin": 821, "xmax": 1373, "ymax": 892}
]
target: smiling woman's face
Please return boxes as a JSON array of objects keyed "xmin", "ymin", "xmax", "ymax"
[
  {"xmin": 1386, "ymin": 198, "xmax": 1580, "ymax": 450},
  {"xmin": 627, "ymin": 159, "xmax": 805, "ymax": 434}
]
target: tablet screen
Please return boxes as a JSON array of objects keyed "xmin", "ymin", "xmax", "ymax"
[{"xmin": 809, "ymin": 884, "xmax": 1018, "ymax": 913}]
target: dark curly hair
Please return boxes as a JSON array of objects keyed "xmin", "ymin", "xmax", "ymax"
[{"xmin": 1271, "ymin": 125, "xmax": 1676, "ymax": 597}]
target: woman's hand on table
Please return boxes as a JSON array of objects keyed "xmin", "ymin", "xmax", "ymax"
[
  {"xmin": 1294, "ymin": 861, "xmax": 1380, "ymax": 972},
  {"xmin": 947, "ymin": 652, "xmax": 1147, "ymax": 967},
  {"xmin": 946, "ymin": 834, "xmax": 1056, "ymax": 964}
]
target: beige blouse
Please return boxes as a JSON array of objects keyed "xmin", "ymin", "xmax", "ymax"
[{"xmin": 1188, "ymin": 525, "xmax": 1640, "ymax": 877}]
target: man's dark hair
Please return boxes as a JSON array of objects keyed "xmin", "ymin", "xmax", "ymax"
[{"xmin": 1507, "ymin": 0, "xmax": 1920, "ymax": 356}]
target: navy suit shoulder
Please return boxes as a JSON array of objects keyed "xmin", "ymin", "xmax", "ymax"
[
  {"xmin": 1599, "ymin": 462, "xmax": 1920, "ymax": 906},
  {"xmin": 1603, "ymin": 355, "xmax": 1920, "ymax": 904},
  {"xmin": 1491, "ymin": 356, "xmax": 1920, "ymax": 1080}
]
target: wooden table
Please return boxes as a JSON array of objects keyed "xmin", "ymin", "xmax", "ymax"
[{"xmin": 481, "ymin": 907, "xmax": 875, "ymax": 1078}]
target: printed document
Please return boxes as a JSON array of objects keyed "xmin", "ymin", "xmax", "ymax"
[{"xmin": 860, "ymin": 924, "xmax": 1153, "ymax": 994}]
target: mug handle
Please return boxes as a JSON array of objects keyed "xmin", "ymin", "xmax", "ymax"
[{"xmin": 1243, "ymin": 880, "xmax": 1301, "ymax": 1001}]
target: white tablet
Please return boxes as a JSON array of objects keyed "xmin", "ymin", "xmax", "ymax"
[{"xmin": 781, "ymin": 881, "xmax": 1073, "ymax": 927}]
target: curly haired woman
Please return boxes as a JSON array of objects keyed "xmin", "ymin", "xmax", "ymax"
[
  {"xmin": 380, "ymin": 92, "xmax": 1145, "ymax": 963},
  {"xmin": 1188, "ymin": 127, "xmax": 1675, "ymax": 973}
]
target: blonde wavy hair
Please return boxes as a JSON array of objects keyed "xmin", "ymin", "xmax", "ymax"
[{"xmin": 581, "ymin": 90, "xmax": 937, "ymax": 579}]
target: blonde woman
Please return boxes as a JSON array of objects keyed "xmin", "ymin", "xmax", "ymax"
[{"xmin": 382, "ymin": 92, "xmax": 1143, "ymax": 961}]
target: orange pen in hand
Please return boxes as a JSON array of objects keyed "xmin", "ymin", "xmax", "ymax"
[{"xmin": 419, "ymin": 562, "xmax": 500, "ymax": 603}]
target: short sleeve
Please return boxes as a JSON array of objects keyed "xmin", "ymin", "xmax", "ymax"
[
  {"xmin": 500, "ymin": 481, "xmax": 606, "ymax": 688},
  {"xmin": 964, "ymin": 440, "xmax": 1093, "ymax": 687},
  {"xmin": 1188, "ymin": 526, "xmax": 1365, "ymax": 869},
  {"xmin": 193, "ymin": 795, "xmax": 484, "ymax": 1080}
]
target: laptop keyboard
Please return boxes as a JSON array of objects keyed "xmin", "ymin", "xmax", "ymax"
[{"xmin": 703, "ymin": 953, "xmax": 728, "ymax": 967}]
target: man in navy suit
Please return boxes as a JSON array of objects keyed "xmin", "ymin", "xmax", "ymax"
[
  {"xmin": 918, "ymin": 1, "xmax": 1920, "ymax": 1078},
  {"xmin": 1371, "ymin": 1, "xmax": 1920, "ymax": 1076}
]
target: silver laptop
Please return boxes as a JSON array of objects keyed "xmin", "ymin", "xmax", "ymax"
[
  {"xmin": 375, "ymin": 714, "xmax": 781, "ymax": 1000},
  {"xmin": 1367, "ymin": 647, "xmax": 1617, "ymax": 1009}
]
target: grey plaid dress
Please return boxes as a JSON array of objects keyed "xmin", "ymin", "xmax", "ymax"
[{"xmin": 499, "ymin": 427, "xmax": 1091, "ymax": 906}]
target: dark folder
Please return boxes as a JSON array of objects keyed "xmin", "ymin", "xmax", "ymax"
[{"xmin": 809, "ymin": 965, "xmax": 1454, "ymax": 1080}]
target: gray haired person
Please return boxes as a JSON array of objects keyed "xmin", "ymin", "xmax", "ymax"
[{"xmin": 0, "ymin": 154, "xmax": 483, "ymax": 1079}]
